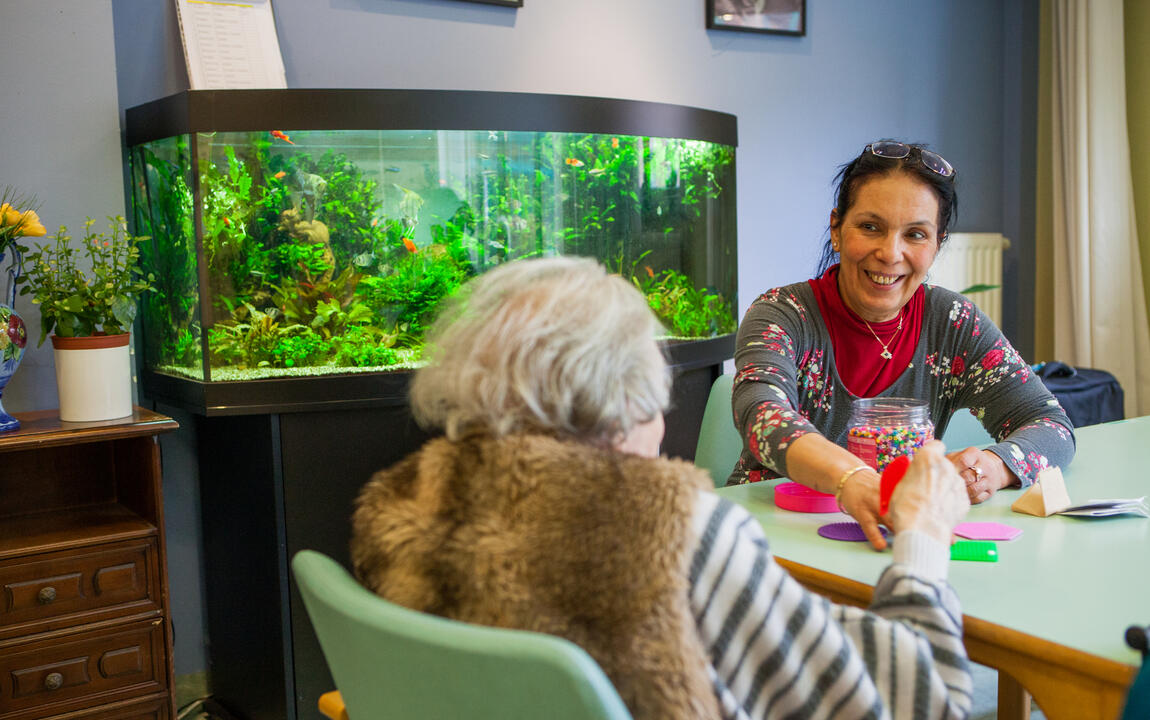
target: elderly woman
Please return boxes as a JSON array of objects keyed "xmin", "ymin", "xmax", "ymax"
[
  {"xmin": 731, "ymin": 140, "xmax": 1076, "ymax": 549},
  {"xmin": 351, "ymin": 256, "xmax": 973, "ymax": 719}
]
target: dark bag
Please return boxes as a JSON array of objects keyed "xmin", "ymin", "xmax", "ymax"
[{"xmin": 1032, "ymin": 361, "xmax": 1124, "ymax": 428}]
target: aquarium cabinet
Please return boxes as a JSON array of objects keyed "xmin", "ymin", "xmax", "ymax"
[{"xmin": 125, "ymin": 89, "xmax": 738, "ymax": 720}]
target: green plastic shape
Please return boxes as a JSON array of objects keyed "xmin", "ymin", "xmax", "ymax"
[{"xmin": 950, "ymin": 540, "xmax": 999, "ymax": 562}]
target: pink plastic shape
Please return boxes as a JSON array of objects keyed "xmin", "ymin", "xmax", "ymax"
[
  {"xmin": 953, "ymin": 522, "xmax": 1022, "ymax": 541},
  {"xmin": 774, "ymin": 481, "xmax": 839, "ymax": 513}
]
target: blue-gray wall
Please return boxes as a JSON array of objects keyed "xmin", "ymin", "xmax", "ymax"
[{"xmin": 4, "ymin": 0, "xmax": 1038, "ymax": 680}]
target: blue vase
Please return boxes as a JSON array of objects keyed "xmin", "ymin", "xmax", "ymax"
[
  {"xmin": 0, "ymin": 303, "xmax": 27, "ymax": 432},
  {"xmin": 0, "ymin": 248, "xmax": 26, "ymax": 432}
]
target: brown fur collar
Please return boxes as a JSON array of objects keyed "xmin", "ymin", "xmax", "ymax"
[{"xmin": 351, "ymin": 433, "xmax": 720, "ymax": 719}]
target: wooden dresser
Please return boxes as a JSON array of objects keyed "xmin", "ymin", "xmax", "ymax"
[{"xmin": 0, "ymin": 408, "xmax": 178, "ymax": 719}]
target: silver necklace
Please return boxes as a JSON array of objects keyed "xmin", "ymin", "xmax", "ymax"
[{"xmin": 863, "ymin": 311, "xmax": 904, "ymax": 360}]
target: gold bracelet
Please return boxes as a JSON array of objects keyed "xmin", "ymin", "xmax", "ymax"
[{"xmin": 834, "ymin": 465, "xmax": 869, "ymax": 515}]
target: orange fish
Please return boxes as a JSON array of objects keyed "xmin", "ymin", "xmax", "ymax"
[
  {"xmin": 223, "ymin": 217, "xmax": 231, "ymax": 227},
  {"xmin": 403, "ymin": 237, "xmax": 417, "ymax": 253},
  {"xmin": 371, "ymin": 218, "xmax": 379, "ymax": 227},
  {"xmin": 645, "ymin": 265, "xmax": 654, "ymax": 278},
  {"xmin": 273, "ymin": 171, "xmax": 286, "ymax": 180},
  {"xmin": 565, "ymin": 157, "xmax": 584, "ymax": 167},
  {"xmin": 611, "ymin": 137, "xmax": 619, "ymax": 149},
  {"xmin": 270, "ymin": 130, "xmax": 295, "ymax": 145}
]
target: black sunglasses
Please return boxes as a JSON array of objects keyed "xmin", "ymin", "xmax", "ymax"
[{"xmin": 866, "ymin": 141, "xmax": 955, "ymax": 178}]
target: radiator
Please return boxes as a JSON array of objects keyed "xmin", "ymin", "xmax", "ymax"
[{"xmin": 927, "ymin": 232, "xmax": 1010, "ymax": 327}]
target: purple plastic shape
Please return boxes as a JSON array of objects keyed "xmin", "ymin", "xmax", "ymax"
[{"xmin": 817, "ymin": 522, "xmax": 891, "ymax": 542}]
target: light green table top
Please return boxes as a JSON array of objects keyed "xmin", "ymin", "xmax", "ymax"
[{"xmin": 716, "ymin": 415, "xmax": 1150, "ymax": 669}]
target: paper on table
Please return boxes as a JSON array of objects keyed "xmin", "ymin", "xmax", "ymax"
[
  {"xmin": 1056, "ymin": 497, "xmax": 1149, "ymax": 518},
  {"xmin": 175, "ymin": 0, "xmax": 287, "ymax": 90}
]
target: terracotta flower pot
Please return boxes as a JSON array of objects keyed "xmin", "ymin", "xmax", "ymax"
[{"xmin": 51, "ymin": 333, "xmax": 132, "ymax": 422}]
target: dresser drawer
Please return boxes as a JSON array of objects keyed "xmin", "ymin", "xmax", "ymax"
[
  {"xmin": 0, "ymin": 618, "xmax": 167, "ymax": 719},
  {"xmin": 40, "ymin": 692, "xmax": 171, "ymax": 720},
  {"xmin": 0, "ymin": 540, "xmax": 160, "ymax": 640}
]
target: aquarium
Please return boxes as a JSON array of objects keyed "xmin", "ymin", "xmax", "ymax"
[{"xmin": 125, "ymin": 90, "xmax": 738, "ymax": 413}]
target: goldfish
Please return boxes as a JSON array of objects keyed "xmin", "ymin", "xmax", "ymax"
[
  {"xmin": 645, "ymin": 265, "xmax": 654, "ymax": 278},
  {"xmin": 611, "ymin": 137, "xmax": 619, "ymax": 149},
  {"xmin": 403, "ymin": 237, "xmax": 417, "ymax": 253},
  {"xmin": 565, "ymin": 158, "xmax": 584, "ymax": 167},
  {"xmin": 270, "ymin": 130, "xmax": 295, "ymax": 145},
  {"xmin": 371, "ymin": 218, "xmax": 379, "ymax": 227},
  {"xmin": 223, "ymin": 217, "xmax": 231, "ymax": 227},
  {"xmin": 273, "ymin": 171, "xmax": 286, "ymax": 180}
]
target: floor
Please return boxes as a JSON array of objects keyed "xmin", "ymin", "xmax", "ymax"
[{"xmin": 969, "ymin": 662, "xmax": 1048, "ymax": 720}]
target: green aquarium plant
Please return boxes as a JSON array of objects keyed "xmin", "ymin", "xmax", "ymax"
[{"xmin": 19, "ymin": 217, "xmax": 155, "ymax": 344}]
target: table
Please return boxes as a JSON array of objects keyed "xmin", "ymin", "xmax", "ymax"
[{"xmin": 716, "ymin": 416, "xmax": 1149, "ymax": 720}]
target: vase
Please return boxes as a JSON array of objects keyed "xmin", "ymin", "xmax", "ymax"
[
  {"xmin": 0, "ymin": 304, "xmax": 28, "ymax": 432},
  {"xmin": 51, "ymin": 333, "xmax": 133, "ymax": 422}
]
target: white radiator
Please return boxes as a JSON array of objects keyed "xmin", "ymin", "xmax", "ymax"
[{"xmin": 927, "ymin": 232, "xmax": 1010, "ymax": 327}]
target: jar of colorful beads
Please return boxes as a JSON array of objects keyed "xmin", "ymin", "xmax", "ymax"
[{"xmin": 846, "ymin": 397, "xmax": 934, "ymax": 471}]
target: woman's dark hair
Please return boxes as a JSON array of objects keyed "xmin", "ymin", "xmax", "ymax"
[{"xmin": 815, "ymin": 140, "xmax": 958, "ymax": 276}]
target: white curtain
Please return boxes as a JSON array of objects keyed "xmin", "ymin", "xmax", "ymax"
[{"xmin": 1050, "ymin": 0, "xmax": 1150, "ymax": 417}]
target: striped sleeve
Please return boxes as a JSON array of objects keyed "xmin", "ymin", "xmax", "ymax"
[{"xmin": 689, "ymin": 492, "xmax": 972, "ymax": 720}]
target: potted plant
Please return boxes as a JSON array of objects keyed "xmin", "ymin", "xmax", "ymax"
[
  {"xmin": 0, "ymin": 188, "xmax": 45, "ymax": 432},
  {"xmin": 18, "ymin": 216, "xmax": 154, "ymax": 422}
]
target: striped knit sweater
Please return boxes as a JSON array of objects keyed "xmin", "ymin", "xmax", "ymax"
[{"xmin": 690, "ymin": 491, "xmax": 972, "ymax": 719}]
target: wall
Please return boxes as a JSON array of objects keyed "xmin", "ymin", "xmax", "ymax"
[
  {"xmin": 5, "ymin": 0, "xmax": 1036, "ymax": 682},
  {"xmin": 1126, "ymin": 0, "xmax": 1150, "ymax": 325}
]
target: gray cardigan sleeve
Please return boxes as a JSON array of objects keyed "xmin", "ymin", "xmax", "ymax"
[{"xmin": 927, "ymin": 290, "xmax": 1076, "ymax": 486}]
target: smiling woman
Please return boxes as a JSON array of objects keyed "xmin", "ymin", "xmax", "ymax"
[{"xmin": 728, "ymin": 140, "xmax": 1076, "ymax": 551}]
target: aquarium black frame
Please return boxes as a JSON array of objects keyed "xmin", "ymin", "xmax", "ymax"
[
  {"xmin": 705, "ymin": 0, "xmax": 806, "ymax": 36},
  {"xmin": 454, "ymin": 0, "xmax": 522, "ymax": 6},
  {"xmin": 125, "ymin": 89, "xmax": 739, "ymax": 416}
]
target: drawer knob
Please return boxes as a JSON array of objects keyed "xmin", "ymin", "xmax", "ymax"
[
  {"xmin": 37, "ymin": 586, "xmax": 57, "ymax": 604},
  {"xmin": 44, "ymin": 672, "xmax": 63, "ymax": 691}
]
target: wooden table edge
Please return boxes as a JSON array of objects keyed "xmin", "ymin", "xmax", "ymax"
[{"xmin": 776, "ymin": 558, "xmax": 1137, "ymax": 719}]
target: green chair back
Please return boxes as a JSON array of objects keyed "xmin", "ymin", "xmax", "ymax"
[
  {"xmin": 694, "ymin": 373, "xmax": 742, "ymax": 488},
  {"xmin": 292, "ymin": 550, "xmax": 633, "ymax": 720},
  {"xmin": 940, "ymin": 408, "xmax": 994, "ymax": 449}
]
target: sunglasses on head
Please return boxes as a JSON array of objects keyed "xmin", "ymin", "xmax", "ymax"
[{"xmin": 865, "ymin": 141, "xmax": 955, "ymax": 178}]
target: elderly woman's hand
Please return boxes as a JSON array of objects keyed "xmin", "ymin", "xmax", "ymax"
[
  {"xmin": 888, "ymin": 441, "xmax": 970, "ymax": 545},
  {"xmin": 945, "ymin": 447, "xmax": 1016, "ymax": 504}
]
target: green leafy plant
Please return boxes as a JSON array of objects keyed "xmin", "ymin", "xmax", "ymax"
[{"xmin": 19, "ymin": 217, "xmax": 155, "ymax": 344}]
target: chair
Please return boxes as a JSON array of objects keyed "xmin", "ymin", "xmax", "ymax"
[
  {"xmin": 291, "ymin": 550, "xmax": 633, "ymax": 720},
  {"xmin": 693, "ymin": 373, "xmax": 742, "ymax": 488},
  {"xmin": 1123, "ymin": 624, "xmax": 1150, "ymax": 720},
  {"xmin": 939, "ymin": 408, "xmax": 994, "ymax": 449}
]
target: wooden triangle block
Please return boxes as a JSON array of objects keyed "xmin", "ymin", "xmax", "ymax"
[{"xmin": 1011, "ymin": 466, "xmax": 1071, "ymax": 517}]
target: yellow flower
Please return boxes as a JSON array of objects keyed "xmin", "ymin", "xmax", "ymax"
[{"xmin": 14, "ymin": 209, "xmax": 46, "ymax": 237}]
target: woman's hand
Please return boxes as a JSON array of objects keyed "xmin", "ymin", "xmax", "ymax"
[
  {"xmin": 836, "ymin": 469, "xmax": 887, "ymax": 551},
  {"xmin": 945, "ymin": 447, "xmax": 1015, "ymax": 503},
  {"xmin": 889, "ymin": 440, "xmax": 970, "ymax": 545}
]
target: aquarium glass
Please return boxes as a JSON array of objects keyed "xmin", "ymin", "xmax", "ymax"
[{"xmin": 129, "ymin": 128, "xmax": 736, "ymax": 381}]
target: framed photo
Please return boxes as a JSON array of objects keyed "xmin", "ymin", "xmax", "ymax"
[
  {"xmin": 454, "ymin": 0, "xmax": 522, "ymax": 6},
  {"xmin": 706, "ymin": 0, "xmax": 805, "ymax": 36}
]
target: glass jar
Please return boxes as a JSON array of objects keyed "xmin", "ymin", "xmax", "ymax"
[{"xmin": 846, "ymin": 397, "xmax": 934, "ymax": 472}]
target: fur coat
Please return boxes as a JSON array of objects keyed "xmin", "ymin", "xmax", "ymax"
[{"xmin": 350, "ymin": 433, "xmax": 721, "ymax": 720}]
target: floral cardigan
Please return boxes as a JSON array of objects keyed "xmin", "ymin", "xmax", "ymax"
[{"xmin": 729, "ymin": 281, "xmax": 1075, "ymax": 485}]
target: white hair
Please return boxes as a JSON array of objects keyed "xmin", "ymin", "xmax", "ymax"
[{"xmin": 409, "ymin": 256, "xmax": 670, "ymax": 445}]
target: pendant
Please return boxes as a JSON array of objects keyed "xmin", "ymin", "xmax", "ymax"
[{"xmin": 880, "ymin": 349, "xmax": 893, "ymax": 360}]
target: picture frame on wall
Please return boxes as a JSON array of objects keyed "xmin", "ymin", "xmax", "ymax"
[
  {"xmin": 455, "ymin": 0, "xmax": 522, "ymax": 6},
  {"xmin": 706, "ymin": 0, "xmax": 805, "ymax": 36}
]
